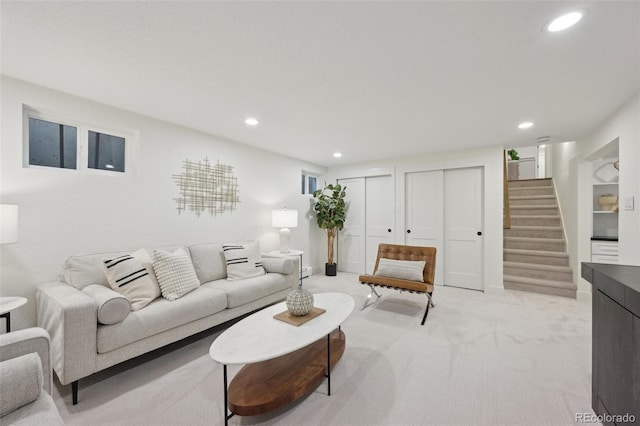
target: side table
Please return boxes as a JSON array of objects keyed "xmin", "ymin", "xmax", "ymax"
[{"xmin": 0, "ymin": 296, "xmax": 28, "ymax": 333}]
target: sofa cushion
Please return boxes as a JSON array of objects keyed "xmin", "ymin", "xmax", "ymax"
[
  {"xmin": 222, "ymin": 241, "xmax": 265, "ymax": 280},
  {"xmin": 82, "ymin": 285, "xmax": 131, "ymax": 325},
  {"xmin": 63, "ymin": 251, "xmax": 127, "ymax": 290},
  {"xmin": 96, "ymin": 286, "xmax": 227, "ymax": 354},
  {"xmin": 103, "ymin": 249, "xmax": 161, "ymax": 310},
  {"xmin": 202, "ymin": 272, "xmax": 290, "ymax": 308},
  {"xmin": 189, "ymin": 243, "xmax": 227, "ymax": 283},
  {"xmin": 152, "ymin": 248, "xmax": 200, "ymax": 301},
  {"xmin": 261, "ymin": 258, "xmax": 295, "ymax": 275},
  {"xmin": 0, "ymin": 353, "xmax": 42, "ymax": 417}
]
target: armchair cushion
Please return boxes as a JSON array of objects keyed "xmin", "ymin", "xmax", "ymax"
[
  {"xmin": 374, "ymin": 258, "xmax": 425, "ymax": 282},
  {"xmin": 0, "ymin": 353, "xmax": 43, "ymax": 417}
]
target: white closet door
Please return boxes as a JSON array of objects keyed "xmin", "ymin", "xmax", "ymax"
[
  {"xmin": 365, "ymin": 175, "xmax": 394, "ymax": 274},
  {"xmin": 338, "ymin": 177, "xmax": 365, "ymax": 273},
  {"xmin": 444, "ymin": 168, "xmax": 483, "ymax": 291},
  {"xmin": 405, "ymin": 170, "xmax": 444, "ymax": 285}
]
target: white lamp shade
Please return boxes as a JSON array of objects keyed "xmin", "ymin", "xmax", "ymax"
[
  {"xmin": 0, "ymin": 204, "xmax": 18, "ymax": 244},
  {"xmin": 272, "ymin": 209, "xmax": 298, "ymax": 229}
]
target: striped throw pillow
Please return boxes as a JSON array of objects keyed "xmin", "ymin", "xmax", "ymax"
[
  {"xmin": 152, "ymin": 248, "xmax": 200, "ymax": 301},
  {"xmin": 374, "ymin": 258, "xmax": 425, "ymax": 282},
  {"xmin": 103, "ymin": 248, "xmax": 160, "ymax": 310},
  {"xmin": 222, "ymin": 241, "xmax": 266, "ymax": 280}
]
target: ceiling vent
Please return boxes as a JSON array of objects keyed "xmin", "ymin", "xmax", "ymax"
[{"xmin": 537, "ymin": 136, "xmax": 551, "ymax": 145}]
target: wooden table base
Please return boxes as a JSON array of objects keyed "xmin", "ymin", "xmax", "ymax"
[{"xmin": 227, "ymin": 328, "xmax": 346, "ymax": 416}]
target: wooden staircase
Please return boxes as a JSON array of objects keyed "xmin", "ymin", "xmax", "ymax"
[{"xmin": 503, "ymin": 178, "xmax": 576, "ymax": 298}]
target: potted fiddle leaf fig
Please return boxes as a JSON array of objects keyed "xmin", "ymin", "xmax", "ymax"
[{"xmin": 312, "ymin": 182, "xmax": 347, "ymax": 276}]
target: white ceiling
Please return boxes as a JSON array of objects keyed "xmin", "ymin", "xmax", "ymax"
[{"xmin": 2, "ymin": 1, "xmax": 639, "ymax": 167}]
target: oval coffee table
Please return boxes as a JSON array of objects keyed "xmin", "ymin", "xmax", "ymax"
[{"xmin": 210, "ymin": 292, "xmax": 354, "ymax": 425}]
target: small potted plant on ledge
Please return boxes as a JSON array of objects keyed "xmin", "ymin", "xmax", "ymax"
[{"xmin": 312, "ymin": 182, "xmax": 347, "ymax": 276}]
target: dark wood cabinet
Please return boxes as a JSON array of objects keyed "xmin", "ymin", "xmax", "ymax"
[{"xmin": 582, "ymin": 263, "xmax": 640, "ymax": 424}]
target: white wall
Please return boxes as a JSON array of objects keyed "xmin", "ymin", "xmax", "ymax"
[
  {"xmin": 0, "ymin": 76, "xmax": 326, "ymax": 329},
  {"xmin": 327, "ymin": 145, "xmax": 504, "ymax": 294},
  {"xmin": 551, "ymin": 92, "xmax": 640, "ymax": 299}
]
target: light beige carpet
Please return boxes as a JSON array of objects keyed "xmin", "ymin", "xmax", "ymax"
[{"xmin": 53, "ymin": 273, "xmax": 596, "ymax": 425}]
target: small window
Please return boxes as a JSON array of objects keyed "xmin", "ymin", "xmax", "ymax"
[
  {"xmin": 88, "ymin": 131, "xmax": 125, "ymax": 172},
  {"xmin": 24, "ymin": 105, "xmax": 134, "ymax": 175},
  {"xmin": 301, "ymin": 171, "xmax": 319, "ymax": 195},
  {"xmin": 308, "ymin": 175, "xmax": 317, "ymax": 194},
  {"xmin": 28, "ymin": 117, "xmax": 78, "ymax": 169}
]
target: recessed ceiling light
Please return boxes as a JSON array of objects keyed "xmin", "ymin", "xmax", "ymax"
[
  {"xmin": 547, "ymin": 12, "xmax": 582, "ymax": 32},
  {"xmin": 333, "ymin": 152, "xmax": 342, "ymax": 158},
  {"xmin": 245, "ymin": 118, "xmax": 259, "ymax": 126},
  {"xmin": 518, "ymin": 121, "xmax": 534, "ymax": 129}
]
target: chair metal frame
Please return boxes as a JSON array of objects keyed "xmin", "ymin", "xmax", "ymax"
[{"xmin": 358, "ymin": 243, "xmax": 437, "ymax": 325}]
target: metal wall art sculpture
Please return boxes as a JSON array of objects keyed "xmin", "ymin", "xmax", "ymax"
[{"xmin": 173, "ymin": 157, "xmax": 240, "ymax": 217}]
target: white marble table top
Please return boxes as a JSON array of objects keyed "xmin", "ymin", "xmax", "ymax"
[
  {"xmin": 0, "ymin": 297, "xmax": 28, "ymax": 315},
  {"xmin": 210, "ymin": 292, "xmax": 354, "ymax": 365}
]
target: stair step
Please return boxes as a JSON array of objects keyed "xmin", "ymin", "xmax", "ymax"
[
  {"xmin": 509, "ymin": 195, "xmax": 555, "ymax": 199},
  {"xmin": 503, "ymin": 261, "xmax": 572, "ymax": 273},
  {"xmin": 504, "ymin": 275, "xmax": 576, "ymax": 298},
  {"xmin": 504, "ymin": 237, "xmax": 565, "ymax": 252},
  {"xmin": 509, "ymin": 204, "xmax": 558, "ymax": 216},
  {"xmin": 507, "ymin": 178, "xmax": 553, "ymax": 188},
  {"xmin": 509, "ymin": 195, "xmax": 557, "ymax": 206},
  {"xmin": 509, "ymin": 187, "xmax": 554, "ymax": 197},
  {"xmin": 504, "ymin": 226, "xmax": 563, "ymax": 238},
  {"xmin": 509, "ymin": 215, "xmax": 561, "ymax": 227},
  {"xmin": 503, "ymin": 248, "xmax": 570, "ymax": 266},
  {"xmin": 503, "ymin": 261, "xmax": 573, "ymax": 282}
]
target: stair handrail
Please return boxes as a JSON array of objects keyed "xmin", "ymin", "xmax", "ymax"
[{"xmin": 503, "ymin": 150, "xmax": 511, "ymax": 229}]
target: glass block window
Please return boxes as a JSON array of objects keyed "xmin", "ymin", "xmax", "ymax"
[
  {"xmin": 28, "ymin": 117, "xmax": 78, "ymax": 169},
  {"xmin": 88, "ymin": 131, "xmax": 126, "ymax": 172}
]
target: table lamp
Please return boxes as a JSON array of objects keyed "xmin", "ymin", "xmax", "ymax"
[
  {"xmin": 272, "ymin": 208, "xmax": 297, "ymax": 253},
  {"xmin": 0, "ymin": 204, "xmax": 18, "ymax": 244}
]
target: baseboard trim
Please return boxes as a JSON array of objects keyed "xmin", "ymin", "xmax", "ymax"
[
  {"xmin": 576, "ymin": 289, "xmax": 592, "ymax": 302},
  {"xmin": 485, "ymin": 285, "xmax": 505, "ymax": 295}
]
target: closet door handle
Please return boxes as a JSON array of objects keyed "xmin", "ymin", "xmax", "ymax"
[
  {"xmin": 477, "ymin": 231, "xmax": 482, "ymax": 236},
  {"xmin": 388, "ymin": 228, "xmax": 392, "ymax": 233},
  {"xmin": 406, "ymin": 229, "xmax": 411, "ymax": 234}
]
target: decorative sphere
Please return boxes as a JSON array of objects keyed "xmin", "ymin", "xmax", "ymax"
[{"xmin": 286, "ymin": 288, "xmax": 314, "ymax": 316}]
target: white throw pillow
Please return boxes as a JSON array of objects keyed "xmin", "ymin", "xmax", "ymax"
[
  {"xmin": 103, "ymin": 248, "xmax": 160, "ymax": 310},
  {"xmin": 152, "ymin": 248, "xmax": 200, "ymax": 301},
  {"xmin": 222, "ymin": 241, "xmax": 266, "ymax": 280},
  {"xmin": 374, "ymin": 258, "xmax": 425, "ymax": 282}
]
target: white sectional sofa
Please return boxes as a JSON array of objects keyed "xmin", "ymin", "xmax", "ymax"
[{"xmin": 36, "ymin": 243, "xmax": 298, "ymax": 405}]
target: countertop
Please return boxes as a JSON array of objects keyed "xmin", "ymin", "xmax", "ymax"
[{"xmin": 581, "ymin": 263, "xmax": 640, "ymax": 317}]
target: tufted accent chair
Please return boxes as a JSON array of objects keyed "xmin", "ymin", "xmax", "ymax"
[{"xmin": 358, "ymin": 243, "xmax": 437, "ymax": 325}]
